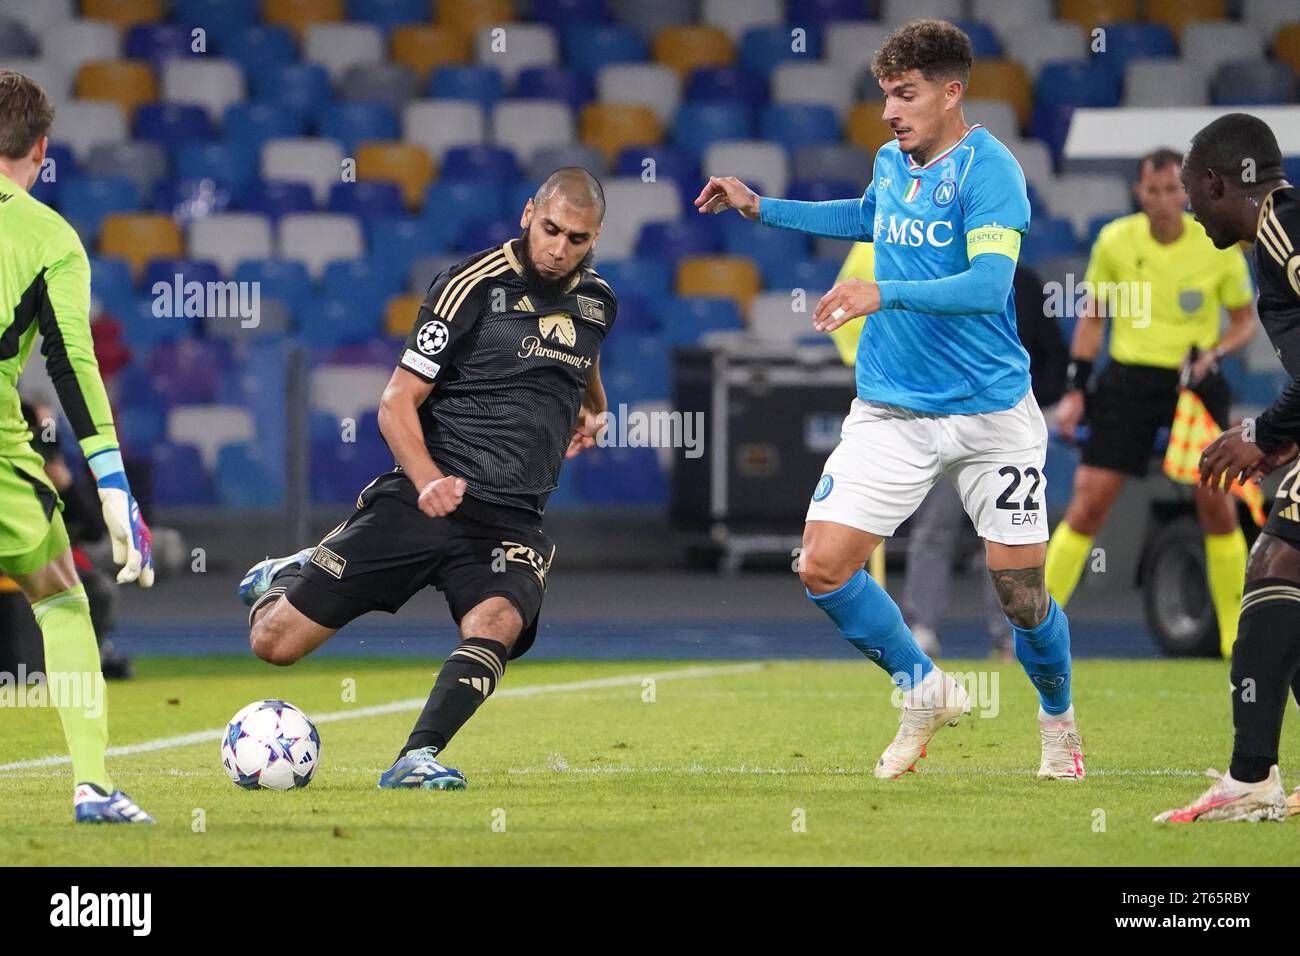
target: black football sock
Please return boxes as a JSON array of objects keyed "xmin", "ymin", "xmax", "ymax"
[
  {"xmin": 1229, "ymin": 579, "xmax": 1300, "ymax": 783},
  {"xmin": 400, "ymin": 637, "xmax": 507, "ymax": 760}
]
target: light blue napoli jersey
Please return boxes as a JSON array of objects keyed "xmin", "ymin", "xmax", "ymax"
[{"xmin": 858, "ymin": 125, "xmax": 1031, "ymax": 413}]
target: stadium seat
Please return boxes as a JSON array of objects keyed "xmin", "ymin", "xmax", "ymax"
[
  {"xmin": 322, "ymin": 257, "xmax": 403, "ymax": 307},
  {"xmin": 430, "ymin": 65, "xmax": 505, "ymax": 111},
  {"xmin": 575, "ymin": 440, "xmax": 667, "ymax": 503},
  {"xmin": 328, "ymin": 180, "xmax": 405, "ymax": 220},
  {"xmin": 60, "ymin": 176, "xmax": 140, "ymax": 245},
  {"xmin": 150, "ymin": 442, "xmax": 215, "ymax": 505},
  {"xmin": 581, "ymin": 104, "xmax": 663, "ymax": 164},
  {"xmin": 702, "ymin": 0, "xmax": 783, "ymax": 42},
  {"xmin": 749, "ymin": 290, "xmax": 818, "ymax": 344},
  {"xmin": 318, "ymin": 101, "xmax": 399, "ymax": 154},
  {"xmin": 530, "ymin": 144, "xmax": 609, "ymax": 180},
  {"xmin": 1011, "ymin": 138, "xmax": 1055, "ymax": 193},
  {"xmin": 391, "ymin": 25, "xmax": 472, "ymax": 79},
  {"xmin": 1212, "ymin": 60, "xmax": 1297, "ymax": 105},
  {"xmin": 43, "ymin": 19, "xmax": 120, "ymax": 77},
  {"xmin": 53, "ymin": 101, "xmax": 128, "ymax": 161},
  {"xmin": 84, "ymin": 141, "xmax": 168, "ymax": 197},
  {"xmin": 440, "ymin": 145, "xmax": 519, "ymax": 183},
  {"xmin": 965, "ymin": 99, "xmax": 1020, "ymax": 143},
  {"xmin": 473, "ymin": 22, "xmax": 558, "ymax": 85},
  {"xmin": 261, "ymin": 138, "xmax": 345, "ymax": 205},
  {"xmin": 339, "ymin": 63, "xmax": 421, "ymax": 113},
  {"xmin": 309, "ymin": 364, "xmax": 393, "ymax": 423},
  {"xmin": 653, "ymin": 26, "xmax": 735, "ymax": 77},
  {"xmin": 880, "ymin": 0, "xmax": 961, "ymax": 27},
  {"xmin": 969, "ymin": 60, "xmax": 1032, "ymax": 126},
  {"xmin": 457, "ymin": 216, "xmax": 517, "ymax": 251},
  {"xmin": 189, "ymin": 213, "xmax": 275, "ymax": 275},
  {"xmin": 304, "ymin": 22, "xmax": 385, "ymax": 82},
  {"xmin": 135, "ymin": 103, "xmax": 213, "ymax": 145},
  {"xmin": 661, "ymin": 296, "xmax": 744, "ymax": 344},
  {"xmin": 947, "ymin": 20, "xmax": 1001, "ymax": 58},
  {"xmin": 5, "ymin": 0, "xmax": 72, "ymax": 36},
  {"xmin": 1004, "ymin": 22, "xmax": 1087, "ymax": 79},
  {"xmin": 215, "ymin": 442, "xmax": 283, "ymax": 507},
  {"xmin": 422, "ymin": 178, "xmax": 508, "ymax": 236},
  {"xmin": 403, "ymin": 100, "xmax": 485, "ymax": 162},
  {"xmin": 596, "ymin": 63, "xmax": 681, "ymax": 125},
  {"xmin": 1145, "ymin": 0, "xmax": 1226, "ymax": 38},
  {"xmin": 676, "ymin": 256, "xmax": 762, "ymax": 314},
  {"xmin": 971, "ymin": 0, "xmax": 1053, "ymax": 45},
  {"xmin": 771, "ymin": 63, "xmax": 853, "ymax": 119},
  {"xmin": 239, "ymin": 180, "xmax": 316, "ymax": 220},
  {"xmin": 1243, "ymin": 0, "xmax": 1300, "ymax": 43},
  {"xmin": 1123, "ymin": 61, "xmax": 1209, "ymax": 107},
  {"xmin": 116, "ymin": 402, "xmax": 167, "ymax": 455},
  {"xmin": 75, "ymin": 61, "xmax": 157, "ymax": 120},
  {"xmin": 407, "ymin": 253, "xmax": 461, "ymax": 293},
  {"xmin": 672, "ymin": 102, "xmax": 754, "ymax": 163},
  {"xmin": 99, "ymin": 213, "xmax": 184, "ymax": 279},
  {"xmin": 2, "ymin": 58, "xmax": 72, "ymax": 113},
  {"xmin": 350, "ymin": 0, "xmax": 427, "ymax": 30},
  {"xmin": 763, "ymin": 256, "xmax": 842, "ymax": 293},
  {"xmin": 823, "ymin": 23, "xmax": 893, "ymax": 78},
  {"xmin": 783, "ymin": 178, "xmax": 857, "ymax": 203},
  {"xmin": 738, "ymin": 25, "xmax": 822, "ymax": 81},
  {"xmin": 685, "ymin": 67, "xmax": 768, "ymax": 109},
  {"xmin": 761, "ymin": 104, "xmax": 839, "ymax": 154},
  {"xmin": 1058, "ymin": 0, "xmax": 1138, "ymax": 28},
  {"xmin": 118, "ymin": 296, "xmax": 196, "ymax": 347},
  {"xmin": 263, "ymin": 0, "xmax": 345, "ymax": 36},
  {"xmin": 1036, "ymin": 61, "xmax": 1122, "ymax": 108},
  {"xmin": 233, "ymin": 259, "xmax": 314, "ymax": 318},
  {"xmin": 793, "ymin": 143, "xmax": 872, "ymax": 185},
  {"xmin": 702, "ymin": 142, "xmax": 788, "ymax": 202},
  {"xmin": 560, "ymin": 24, "xmax": 648, "ymax": 78},
  {"xmin": 175, "ymin": 142, "xmax": 259, "ymax": 187},
  {"xmin": 512, "ymin": 65, "xmax": 595, "ymax": 112},
  {"xmin": 1278, "ymin": 25, "xmax": 1300, "ymax": 78},
  {"xmin": 162, "ymin": 59, "xmax": 246, "ymax": 124},
  {"xmin": 82, "ymin": 0, "xmax": 165, "ymax": 28},
  {"xmin": 491, "ymin": 100, "xmax": 574, "ymax": 165},
  {"xmin": 167, "ymin": 405, "xmax": 255, "ymax": 470},
  {"xmin": 1182, "ymin": 22, "xmax": 1267, "ymax": 82},
  {"xmin": 720, "ymin": 216, "xmax": 810, "ymax": 279},
  {"xmin": 214, "ymin": 25, "xmax": 297, "ymax": 75},
  {"xmin": 1092, "ymin": 23, "xmax": 1176, "ymax": 72},
  {"xmin": 594, "ymin": 258, "xmax": 674, "ymax": 307},
  {"xmin": 277, "ymin": 213, "xmax": 365, "ymax": 279},
  {"xmin": 846, "ymin": 104, "xmax": 896, "ymax": 155},
  {"xmin": 637, "ymin": 219, "xmax": 722, "ymax": 267},
  {"xmin": 355, "ymin": 142, "xmax": 435, "ymax": 211},
  {"xmin": 224, "ymin": 102, "xmax": 306, "ymax": 159},
  {"xmin": 598, "ymin": 178, "xmax": 683, "ymax": 259},
  {"xmin": 1019, "ymin": 215, "xmax": 1079, "ymax": 266},
  {"xmin": 600, "ymin": 331, "xmax": 670, "ymax": 400},
  {"xmin": 384, "ymin": 292, "xmax": 424, "ymax": 337},
  {"xmin": 249, "ymin": 62, "xmax": 333, "ymax": 117},
  {"xmin": 141, "ymin": 257, "xmax": 222, "ymax": 297},
  {"xmin": 89, "ymin": 256, "xmax": 137, "ymax": 318},
  {"xmin": 124, "ymin": 23, "xmax": 196, "ymax": 65}
]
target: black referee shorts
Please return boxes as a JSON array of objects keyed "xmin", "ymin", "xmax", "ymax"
[
  {"xmin": 286, "ymin": 470, "xmax": 555, "ymax": 659},
  {"xmin": 1081, "ymin": 361, "xmax": 1231, "ymax": 478}
]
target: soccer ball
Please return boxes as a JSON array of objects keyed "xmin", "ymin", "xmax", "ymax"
[{"xmin": 221, "ymin": 699, "xmax": 320, "ymax": 790}]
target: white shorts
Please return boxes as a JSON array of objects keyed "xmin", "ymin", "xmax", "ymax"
[{"xmin": 805, "ymin": 392, "xmax": 1050, "ymax": 545}]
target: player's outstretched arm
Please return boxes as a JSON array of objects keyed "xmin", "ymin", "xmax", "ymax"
[
  {"xmin": 378, "ymin": 367, "xmax": 465, "ymax": 517},
  {"xmin": 696, "ymin": 175, "xmax": 876, "ymax": 241}
]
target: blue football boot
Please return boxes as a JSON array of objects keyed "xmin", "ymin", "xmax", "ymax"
[
  {"xmin": 74, "ymin": 783, "xmax": 155, "ymax": 824},
  {"xmin": 377, "ymin": 747, "xmax": 468, "ymax": 790}
]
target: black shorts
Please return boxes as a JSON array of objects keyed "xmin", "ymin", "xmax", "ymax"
[
  {"xmin": 1081, "ymin": 361, "xmax": 1231, "ymax": 477},
  {"xmin": 286, "ymin": 470, "xmax": 555, "ymax": 659}
]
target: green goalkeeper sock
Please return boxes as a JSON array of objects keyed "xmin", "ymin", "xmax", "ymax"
[{"xmin": 32, "ymin": 583, "xmax": 111, "ymax": 791}]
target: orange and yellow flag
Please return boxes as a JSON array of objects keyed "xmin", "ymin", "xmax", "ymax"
[{"xmin": 1162, "ymin": 388, "xmax": 1267, "ymax": 526}]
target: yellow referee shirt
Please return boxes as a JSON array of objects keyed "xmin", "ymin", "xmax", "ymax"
[
  {"xmin": 830, "ymin": 242, "xmax": 874, "ymax": 366},
  {"xmin": 1084, "ymin": 211, "xmax": 1253, "ymax": 369}
]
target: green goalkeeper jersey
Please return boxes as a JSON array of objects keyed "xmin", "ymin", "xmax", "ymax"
[{"xmin": 0, "ymin": 170, "xmax": 120, "ymax": 461}]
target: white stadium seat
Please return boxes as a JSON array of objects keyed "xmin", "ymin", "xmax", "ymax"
[
  {"xmin": 261, "ymin": 138, "xmax": 345, "ymax": 206},
  {"xmin": 189, "ymin": 213, "xmax": 274, "ymax": 276},
  {"xmin": 403, "ymin": 100, "xmax": 485, "ymax": 162},
  {"xmin": 277, "ymin": 213, "xmax": 364, "ymax": 279}
]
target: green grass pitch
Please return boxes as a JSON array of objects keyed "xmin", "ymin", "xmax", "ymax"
[{"xmin": 2, "ymin": 656, "xmax": 1299, "ymax": 865}]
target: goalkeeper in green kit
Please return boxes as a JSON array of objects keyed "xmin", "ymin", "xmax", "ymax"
[{"xmin": 0, "ymin": 71, "xmax": 154, "ymax": 824}]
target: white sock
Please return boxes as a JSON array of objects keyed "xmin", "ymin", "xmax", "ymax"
[{"xmin": 1039, "ymin": 705, "xmax": 1075, "ymax": 723}]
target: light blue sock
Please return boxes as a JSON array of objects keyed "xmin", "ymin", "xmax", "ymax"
[
  {"xmin": 807, "ymin": 569, "xmax": 933, "ymax": 689},
  {"xmin": 1013, "ymin": 596, "xmax": 1073, "ymax": 716}
]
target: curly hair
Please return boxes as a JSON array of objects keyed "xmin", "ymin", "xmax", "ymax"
[{"xmin": 871, "ymin": 19, "xmax": 972, "ymax": 87}]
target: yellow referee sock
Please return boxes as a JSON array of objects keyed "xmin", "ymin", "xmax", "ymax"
[
  {"xmin": 1044, "ymin": 521, "xmax": 1094, "ymax": 608},
  {"xmin": 1205, "ymin": 529, "xmax": 1247, "ymax": 658},
  {"xmin": 32, "ymin": 583, "xmax": 111, "ymax": 791}
]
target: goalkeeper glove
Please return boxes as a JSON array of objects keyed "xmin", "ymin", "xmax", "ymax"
[{"xmin": 88, "ymin": 449, "xmax": 154, "ymax": 587}]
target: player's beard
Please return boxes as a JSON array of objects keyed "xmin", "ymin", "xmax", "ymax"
[{"xmin": 517, "ymin": 227, "xmax": 592, "ymax": 297}]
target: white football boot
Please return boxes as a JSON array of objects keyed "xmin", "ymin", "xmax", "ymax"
[
  {"xmin": 1154, "ymin": 766, "xmax": 1286, "ymax": 823},
  {"xmin": 873, "ymin": 669, "xmax": 970, "ymax": 779},
  {"xmin": 1037, "ymin": 706, "xmax": 1085, "ymax": 780},
  {"xmin": 1287, "ymin": 785, "xmax": 1300, "ymax": 818}
]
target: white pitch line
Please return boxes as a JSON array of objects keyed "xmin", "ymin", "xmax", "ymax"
[
  {"xmin": 503, "ymin": 765, "xmax": 1208, "ymax": 778},
  {"xmin": 0, "ymin": 663, "xmax": 764, "ymax": 774}
]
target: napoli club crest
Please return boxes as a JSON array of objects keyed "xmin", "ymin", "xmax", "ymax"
[
  {"xmin": 813, "ymin": 474, "xmax": 834, "ymax": 502},
  {"xmin": 932, "ymin": 179, "xmax": 956, "ymax": 207}
]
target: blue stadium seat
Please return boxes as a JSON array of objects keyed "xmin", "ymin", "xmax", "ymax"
[
  {"xmin": 562, "ymin": 25, "xmax": 647, "ymax": 78},
  {"xmin": 125, "ymin": 23, "xmax": 197, "ymax": 64},
  {"xmin": 329, "ymin": 180, "xmax": 405, "ymax": 220},
  {"xmin": 739, "ymin": 25, "xmax": 822, "ymax": 80},
  {"xmin": 1029, "ymin": 103, "xmax": 1077, "ymax": 163},
  {"xmin": 1020, "ymin": 216, "xmax": 1078, "ymax": 266},
  {"xmin": 366, "ymin": 216, "xmax": 456, "ymax": 274},
  {"xmin": 309, "ymin": 434, "xmax": 392, "ymax": 503},
  {"xmin": 788, "ymin": 0, "xmax": 876, "ymax": 27},
  {"xmin": 606, "ymin": 295, "xmax": 657, "ymax": 334},
  {"xmin": 60, "ymin": 176, "xmax": 141, "ymax": 243},
  {"xmin": 600, "ymin": 333, "xmax": 669, "ymax": 399},
  {"xmin": 441, "ymin": 145, "xmax": 520, "ymax": 183},
  {"xmin": 250, "ymin": 63, "xmax": 333, "ymax": 117},
  {"xmin": 760, "ymin": 104, "xmax": 840, "ymax": 154},
  {"xmin": 785, "ymin": 178, "xmax": 858, "ymax": 203},
  {"xmin": 89, "ymin": 257, "xmax": 136, "ymax": 318},
  {"xmin": 322, "ymin": 258, "xmax": 403, "ymax": 306},
  {"xmin": 317, "ymin": 101, "xmax": 399, "ymax": 153},
  {"xmin": 578, "ymin": 445, "xmax": 667, "ymax": 505},
  {"xmin": 673, "ymin": 103, "xmax": 755, "ymax": 162},
  {"xmin": 430, "ymin": 65, "xmax": 505, "ymax": 111},
  {"xmin": 1285, "ymin": 157, "xmax": 1300, "ymax": 185},
  {"xmin": 135, "ymin": 103, "xmax": 214, "ymax": 145},
  {"xmin": 150, "ymin": 442, "xmax": 215, "ymax": 506},
  {"xmin": 458, "ymin": 217, "xmax": 518, "ymax": 252},
  {"xmin": 238, "ymin": 179, "xmax": 316, "ymax": 220},
  {"xmin": 214, "ymin": 24, "xmax": 297, "ymax": 74},
  {"xmin": 506, "ymin": 180, "xmax": 541, "ymax": 216},
  {"xmin": 152, "ymin": 176, "xmax": 238, "ymax": 226},
  {"xmin": 311, "ymin": 296, "xmax": 385, "ymax": 346},
  {"xmin": 637, "ymin": 219, "xmax": 722, "ymax": 266},
  {"xmin": 720, "ymin": 216, "xmax": 810, "ymax": 276},
  {"xmin": 142, "ymin": 258, "xmax": 222, "ymax": 294},
  {"xmin": 348, "ymin": 0, "xmax": 427, "ymax": 30},
  {"xmin": 685, "ymin": 68, "xmax": 768, "ymax": 109},
  {"xmin": 763, "ymin": 257, "xmax": 842, "ymax": 291},
  {"xmin": 1036, "ymin": 60, "xmax": 1123, "ymax": 108},
  {"xmin": 948, "ymin": 20, "xmax": 1000, "ymax": 58},
  {"xmin": 175, "ymin": 141, "xmax": 259, "ymax": 187},
  {"xmin": 223, "ymin": 102, "xmax": 307, "ymax": 156},
  {"xmin": 30, "ymin": 143, "xmax": 76, "ymax": 209},
  {"xmin": 1212, "ymin": 61, "xmax": 1297, "ymax": 106},
  {"xmin": 215, "ymin": 442, "xmax": 284, "ymax": 507},
  {"xmin": 661, "ymin": 297, "xmax": 744, "ymax": 344},
  {"xmin": 120, "ymin": 297, "xmax": 198, "ymax": 348},
  {"xmin": 594, "ymin": 258, "xmax": 674, "ymax": 305},
  {"xmin": 1085, "ymin": 213, "xmax": 1113, "ymax": 247},
  {"xmin": 234, "ymin": 259, "xmax": 314, "ymax": 319},
  {"xmin": 534, "ymin": 0, "xmax": 610, "ymax": 28},
  {"xmin": 614, "ymin": 145, "xmax": 699, "ymax": 206},
  {"xmin": 116, "ymin": 403, "xmax": 167, "ymax": 456},
  {"xmin": 423, "ymin": 179, "xmax": 509, "ymax": 233},
  {"xmin": 1096, "ymin": 23, "xmax": 1176, "ymax": 72},
  {"xmin": 174, "ymin": 0, "xmax": 259, "ymax": 41},
  {"xmin": 513, "ymin": 65, "xmax": 595, "ymax": 110}
]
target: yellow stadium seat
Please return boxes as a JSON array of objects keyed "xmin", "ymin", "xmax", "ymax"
[
  {"xmin": 81, "ymin": 0, "xmax": 165, "ymax": 29},
  {"xmin": 437, "ymin": 0, "xmax": 514, "ymax": 39},
  {"xmin": 580, "ymin": 104, "xmax": 663, "ymax": 164},
  {"xmin": 392, "ymin": 25, "xmax": 472, "ymax": 78},
  {"xmin": 385, "ymin": 293, "xmax": 425, "ymax": 338},
  {"xmin": 1276, "ymin": 25, "xmax": 1300, "ymax": 76},
  {"xmin": 846, "ymin": 104, "xmax": 898, "ymax": 154},
  {"xmin": 99, "ymin": 214, "xmax": 183, "ymax": 279},
  {"xmin": 356, "ymin": 141, "xmax": 436, "ymax": 211},
  {"xmin": 263, "ymin": 0, "xmax": 344, "ymax": 36},
  {"xmin": 76, "ymin": 61, "xmax": 157, "ymax": 119},
  {"xmin": 652, "ymin": 26, "xmax": 735, "ymax": 76},
  {"xmin": 969, "ymin": 60, "xmax": 1031, "ymax": 127},
  {"xmin": 1146, "ymin": 0, "xmax": 1226, "ymax": 37},
  {"xmin": 1057, "ymin": 0, "xmax": 1138, "ymax": 29},
  {"xmin": 676, "ymin": 256, "xmax": 761, "ymax": 314}
]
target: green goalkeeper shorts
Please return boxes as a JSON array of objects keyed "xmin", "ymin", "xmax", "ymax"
[{"xmin": 0, "ymin": 442, "xmax": 69, "ymax": 577}]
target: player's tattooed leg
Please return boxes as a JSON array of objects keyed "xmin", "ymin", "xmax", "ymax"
[{"xmin": 989, "ymin": 566, "xmax": 1050, "ymax": 629}]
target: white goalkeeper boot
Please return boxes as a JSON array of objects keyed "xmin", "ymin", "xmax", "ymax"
[
  {"xmin": 873, "ymin": 668, "xmax": 969, "ymax": 779},
  {"xmin": 1155, "ymin": 765, "xmax": 1286, "ymax": 823},
  {"xmin": 1037, "ymin": 706, "xmax": 1085, "ymax": 779}
]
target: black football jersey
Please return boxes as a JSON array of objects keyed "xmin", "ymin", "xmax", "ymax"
[
  {"xmin": 396, "ymin": 239, "xmax": 618, "ymax": 514},
  {"xmin": 1254, "ymin": 186, "xmax": 1300, "ymax": 376}
]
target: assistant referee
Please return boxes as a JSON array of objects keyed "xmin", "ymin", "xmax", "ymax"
[{"xmin": 1045, "ymin": 148, "xmax": 1256, "ymax": 653}]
